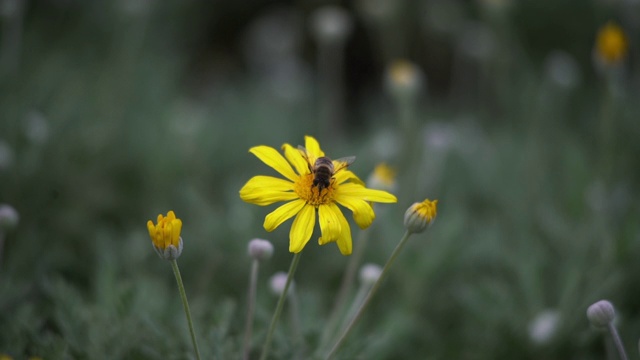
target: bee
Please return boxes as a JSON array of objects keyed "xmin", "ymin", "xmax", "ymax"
[{"xmin": 299, "ymin": 146, "xmax": 355, "ymax": 191}]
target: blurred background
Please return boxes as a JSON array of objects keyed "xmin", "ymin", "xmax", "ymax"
[{"xmin": 1, "ymin": 0, "xmax": 639, "ymax": 358}]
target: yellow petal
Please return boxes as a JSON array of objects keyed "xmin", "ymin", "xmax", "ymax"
[
  {"xmin": 282, "ymin": 143, "xmax": 310, "ymax": 176},
  {"xmin": 333, "ymin": 193, "xmax": 376, "ymax": 229},
  {"xmin": 318, "ymin": 203, "xmax": 342, "ymax": 245},
  {"xmin": 240, "ymin": 176, "xmax": 297, "ymax": 205},
  {"xmin": 289, "ymin": 204, "xmax": 316, "ymax": 253},
  {"xmin": 334, "ymin": 208, "xmax": 352, "ymax": 255},
  {"xmin": 163, "ymin": 222, "xmax": 172, "ymax": 248},
  {"xmin": 334, "ymin": 169, "xmax": 365, "ymax": 186},
  {"xmin": 336, "ymin": 183, "xmax": 397, "ymax": 203},
  {"xmin": 171, "ymin": 218, "xmax": 182, "ymax": 247},
  {"xmin": 304, "ymin": 135, "xmax": 324, "ymax": 158},
  {"xmin": 167, "ymin": 211, "xmax": 176, "ymax": 221},
  {"xmin": 264, "ymin": 199, "xmax": 306, "ymax": 232},
  {"xmin": 147, "ymin": 220, "xmax": 155, "ymax": 240},
  {"xmin": 249, "ymin": 145, "xmax": 298, "ymax": 182}
]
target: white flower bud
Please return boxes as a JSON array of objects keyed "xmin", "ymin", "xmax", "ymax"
[
  {"xmin": 359, "ymin": 263, "xmax": 382, "ymax": 286},
  {"xmin": 587, "ymin": 300, "xmax": 616, "ymax": 328},
  {"xmin": 0, "ymin": 204, "xmax": 19, "ymax": 230},
  {"xmin": 310, "ymin": 6, "xmax": 353, "ymax": 44},
  {"xmin": 248, "ymin": 238, "xmax": 274, "ymax": 261},
  {"xmin": 270, "ymin": 272, "xmax": 294, "ymax": 296},
  {"xmin": 528, "ymin": 310, "xmax": 559, "ymax": 345}
]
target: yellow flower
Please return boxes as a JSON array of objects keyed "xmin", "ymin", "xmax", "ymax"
[
  {"xmin": 147, "ymin": 210, "xmax": 183, "ymax": 260},
  {"xmin": 240, "ymin": 136, "xmax": 397, "ymax": 255},
  {"xmin": 594, "ymin": 22, "xmax": 628, "ymax": 65},
  {"xmin": 404, "ymin": 199, "xmax": 438, "ymax": 233},
  {"xmin": 366, "ymin": 163, "xmax": 397, "ymax": 192},
  {"xmin": 385, "ymin": 59, "xmax": 423, "ymax": 102}
]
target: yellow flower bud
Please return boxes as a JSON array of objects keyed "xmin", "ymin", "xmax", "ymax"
[
  {"xmin": 594, "ymin": 22, "xmax": 628, "ymax": 66},
  {"xmin": 147, "ymin": 210, "xmax": 183, "ymax": 260},
  {"xmin": 404, "ymin": 199, "xmax": 438, "ymax": 234}
]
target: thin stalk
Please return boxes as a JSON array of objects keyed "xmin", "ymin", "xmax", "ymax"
[
  {"xmin": 243, "ymin": 259, "xmax": 260, "ymax": 360},
  {"xmin": 318, "ymin": 229, "xmax": 369, "ymax": 351},
  {"xmin": 170, "ymin": 260, "xmax": 202, "ymax": 360},
  {"xmin": 288, "ymin": 287, "xmax": 304, "ymax": 360},
  {"xmin": 324, "ymin": 231, "xmax": 413, "ymax": 359},
  {"xmin": 336, "ymin": 282, "xmax": 370, "ymax": 339},
  {"xmin": 0, "ymin": 231, "xmax": 5, "ymax": 270},
  {"xmin": 259, "ymin": 252, "xmax": 302, "ymax": 360},
  {"xmin": 608, "ymin": 322, "xmax": 628, "ymax": 360}
]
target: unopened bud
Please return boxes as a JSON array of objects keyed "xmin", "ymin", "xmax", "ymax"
[
  {"xmin": 310, "ymin": 6, "xmax": 353, "ymax": 44},
  {"xmin": 0, "ymin": 204, "xmax": 19, "ymax": 230},
  {"xmin": 385, "ymin": 59, "xmax": 424, "ymax": 101},
  {"xmin": 359, "ymin": 263, "xmax": 382, "ymax": 285},
  {"xmin": 404, "ymin": 199, "xmax": 438, "ymax": 234},
  {"xmin": 270, "ymin": 272, "xmax": 294, "ymax": 296},
  {"xmin": 587, "ymin": 300, "xmax": 616, "ymax": 328},
  {"xmin": 248, "ymin": 238, "xmax": 274, "ymax": 261},
  {"xmin": 366, "ymin": 163, "xmax": 397, "ymax": 192}
]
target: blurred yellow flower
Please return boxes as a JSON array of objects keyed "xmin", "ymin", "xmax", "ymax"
[
  {"xmin": 594, "ymin": 22, "xmax": 627, "ymax": 65},
  {"xmin": 404, "ymin": 199, "xmax": 438, "ymax": 233},
  {"xmin": 0, "ymin": 354, "xmax": 13, "ymax": 360},
  {"xmin": 240, "ymin": 136, "xmax": 397, "ymax": 255},
  {"xmin": 367, "ymin": 163, "xmax": 397, "ymax": 192},
  {"xmin": 386, "ymin": 59, "xmax": 423, "ymax": 95},
  {"xmin": 147, "ymin": 210, "xmax": 183, "ymax": 260}
]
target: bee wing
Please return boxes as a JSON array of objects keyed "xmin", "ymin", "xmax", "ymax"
[
  {"xmin": 333, "ymin": 156, "xmax": 356, "ymax": 173},
  {"xmin": 298, "ymin": 145, "xmax": 313, "ymax": 170}
]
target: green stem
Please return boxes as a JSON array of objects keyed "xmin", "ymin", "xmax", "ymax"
[
  {"xmin": 243, "ymin": 259, "xmax": 260, "ymax": 360},
  {"xmin": 170, "ymin": 260, "xmax": 202, "ymax": 360},
  {"xmin": 324, "ymin": 231, "xmax": 413, "ymax": 360},
  {"xmin": 608, "ymin": 322, "xmax": 628, "ymax": 360},
  {"xmin": 318, "ymin": 229, "xmax": 369, "ymax": 352},
  {"xmin": 259, "ymin": 252, "xmax": 303, "ymax": 360}
]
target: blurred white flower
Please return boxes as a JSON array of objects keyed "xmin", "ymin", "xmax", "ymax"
[
  {"xmin": 423, "ymin": 122, "xmax": 456, "ymax": 152},
  {"xmin": 0, "ymin": 204, "xmax": 19, "ymax": 230},
  {"xmin": 355, "ymin": 0, "xmax": 398, "ymax": 23},
  {"xmin": 528, "ymin": 310, "xmax": 560, "ymax": 345},
  {"xmin": 359, "ymin": 263, "xmax": 382, "ymax": 285},
  {"xmin": 422, "ymin": 0, "xmax": 466, "ymax": 35},
  {"xmin": 457, "ymin": 22, "xmax": 496, "ymax": 62},
  {"xmin": 310, "ymin": 6, "xmax": 353, "ymax": 44},
  {"xmin": 0, "ymin": 141, "xmax": 14, "ymax": 170},
  {"xmin": 544, "ymin": 50, "xmax": 582, "ymax": 89},
  {"xmin": 24, "ymin": 111, "xmax": 50, "ymax": 144},
  {"xmin": 270, "ymin": 271, "xmax": 294, "ymax": 296},
  {"xmin": 242, "ymin": 8, "xmax": 311, "ymax": 101}
]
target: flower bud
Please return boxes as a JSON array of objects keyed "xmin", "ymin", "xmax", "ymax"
[
  {"xmin": 528, "ymin": 310, "xmax": 559, "ymax": 345},
  {"xmin": 310, "ymin": 6, "xmax": 353, "ymax": 44},
  {"xmin": 404, "ymin": 199, "xmax": 438, "ymax": 234},
  {"xmin": 0, "ymin": 204, "xmax": 19, "ymax": 231},
  {"xmin": 593, "ymin": 22, "xmax": 627, "ymax": 67},
  {"xmin": 587, "ymin": 300, "xmax": 616, "ymax": 328},
  {"xmin": 147, "ymin": 210, "xmax": 183, "ymax": 260},
  {"xmin": 248, "ymin": 238, "xmax": 274, "ymax": 261},
  {"xmin": 269, "ymin": 271, "xmax": 294, "ymax": 296},
  {"xmin": 385, "ymin": 59, "xmax": 424, "ymax": 101},
  {"xmin": 366, "ymin": 163, "xmax": 397, "ymax": 192},
  {"xmin": 359, "ymin": 263, "xmax": 382, "ymax": 286}
]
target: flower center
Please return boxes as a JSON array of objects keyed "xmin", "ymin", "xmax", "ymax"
[{"xmin": 294, "ymin": 173, "xmax": 335, "ymax": 207}]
